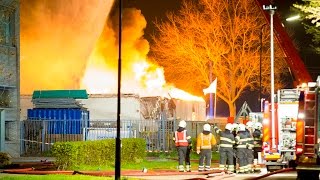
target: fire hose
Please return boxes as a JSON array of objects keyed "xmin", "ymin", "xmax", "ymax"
[{"xmin": 245, "ymin": 168, "xmax": 295, "ymax": 180}]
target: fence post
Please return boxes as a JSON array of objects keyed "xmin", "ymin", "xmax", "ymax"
[
  {"xmin": 20, "ymin": 121, "xmax": 24, "ymax": 155},
  {"xmin": 41, "ymin": 120, "xmax": 45, "ymax": 152},
  {"xmin": 0, "ymin": 110, "xmax": 5, "ymax": 152},
  {"xmin": 196, "ymin": 122, "xmax": 198, "ymax": 138}
]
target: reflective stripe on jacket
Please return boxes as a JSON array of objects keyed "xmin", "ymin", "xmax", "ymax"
[
  {"xmin": 235, "ymin": 131, "xmax": 248, "ymax": 148},
  {"xmin": 174, "ymin": 130, "xmax": 189, "ymax": 147},
  {"xmin": 246, "ymin": 129, "xmax": 254, "ymax": 149},
  {"xmin": 213, "ymin": 126, "xmax": 235, "ymax": 148},
  {"xmin": 253, "ymin": 130, "xmax": 263, "ymax": 147},
  {"xmin": 196, "ymin": 132, "xmax": 217, "ymax": 150}
]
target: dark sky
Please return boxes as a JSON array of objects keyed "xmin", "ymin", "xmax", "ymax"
[
  {"xmin": 123, "ymin": 0, "xmax": 180, "ymax": 41},
  {"xmin": 121, "ymin": 0, "xmax": 319, "ymax": 114},
  {"xmin": 123, "ymin": 0, "xmax": 319, "ymax": 80},
  {"xmin": 276, "ymin": 0, "xmax": 320, "ymax": 80}
]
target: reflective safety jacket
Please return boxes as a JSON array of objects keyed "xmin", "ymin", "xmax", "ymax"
[
  {"xmin": 173, "ymin": 129, "xmax": 191, "ymax": 147},
  {"xmin": 196, "ymin": 131, "xmax": 217, "ymax": 151},
  {"xmin": 245, "ymin": 129, "xmax": 254, "ymax": 149},
  {"xmin": 235, "ymin": 131, "xmax": 248, "ymax": 148},
  {"xmin": 253, "ymin": 129, "xmax": 263, "ymax": 148},
  {"xmin": 213, "ymin": 126, "xmax": 235, "ymax": 148}
]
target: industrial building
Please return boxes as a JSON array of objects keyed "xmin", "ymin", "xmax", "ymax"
[
  {"xmin": 18, "ymin": 92, "xmax": 207, "ymax": 156},
  {"xmin": 0, "ymin": 0, "xmax": 20, "ymax": 157}
]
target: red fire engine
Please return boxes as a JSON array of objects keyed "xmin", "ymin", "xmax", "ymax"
[{"xmin": 253, "ymin": 0, "xmax": 320, "ymax": 178}]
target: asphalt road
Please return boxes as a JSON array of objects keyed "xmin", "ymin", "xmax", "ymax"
[{"xmin": 135, "ymin": 171, "xmax": 302, "ymax": 180}]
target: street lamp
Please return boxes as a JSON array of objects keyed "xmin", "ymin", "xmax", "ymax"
[
  {"xmin": 286, "ymin": 15, "xmax": 301, "ymax": 22},
  {"xmin": 263, "ymin": 4, "xmax": 277, "ymax": 149}
]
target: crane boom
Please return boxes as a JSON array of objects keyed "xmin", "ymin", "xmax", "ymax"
[{"xmin": 254, "ymin": 0, "xmax": 313, "ymax": 85}]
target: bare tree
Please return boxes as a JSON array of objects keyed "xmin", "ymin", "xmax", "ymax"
[{"xmin": 150, "ymin": 0, "xmax": 288, "ymax": 117}]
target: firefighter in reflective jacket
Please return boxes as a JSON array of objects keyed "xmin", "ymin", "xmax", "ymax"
[
  {"xmin": 252, "ymin": 122, "xmax": 263, "ymax": 171},
  {"xmin": 173, "ymin": 120, "xmax": 192, "ymax": 172},
  {"xmin": 231, "ymin": 123, "xmax": 239, "ymax": 173},
  {"xmin": 196, "ymin": 124, "xmax": 217, "ymax": 171},
  {"xmin": 235, "ymin": 124, "xmax": 248, "ymax": 174},
  {"xmin": 214, "ymin": 123, "xmax": 235, "ymax": 172},
  {"xmin": 245, "ymin": 121, "xmax": 254, "ymax": 173}
]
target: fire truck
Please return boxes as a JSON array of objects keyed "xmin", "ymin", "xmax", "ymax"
[
  {"xmin": 262, "ymin": 89, "xmax": 300, "ymax": 171},
  {"xmin": 295, "ymin": 80, "xmax": 320, "ymax": 179},
  {"xmin": 262, "ymin": 80, "xmax": 320, "ymax": 178},
  {"xmin": 253, "ymin": 0, "xmax": 320, "ymax": 178}
]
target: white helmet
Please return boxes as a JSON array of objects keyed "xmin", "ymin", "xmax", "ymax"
[
  {"xmin": 203, "ymin": 124, "xmax": 211, "ymax": 131},
  {"xmin": 255, "ymin": 122, "xmax": 263, "ymax": 130},
  {"xmin": 238, "ymin": 124, "xmax": 246, "ymax": 131},
  {"xmin": 225, "ymin": 123, "xmax": 233, "ymax": 131},
  {"xmin": 246, "ymin": 121, "xmax": 254, "ymax": 128},
  {"xmin": 178, "ymin": 120, "xmax": 187, "ymax": 128},
  {"xmin": 232, "ymin": 123, "xmax": 239, "ymax": 131}
]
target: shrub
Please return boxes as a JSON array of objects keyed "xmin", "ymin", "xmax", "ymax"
[
  {"xmin": 52, "ymin": 138, "xmax": 146, "ymax": 170},
  {"xmin": 0, "ymin": 152, "xmax": 11, "ymax": 167}
]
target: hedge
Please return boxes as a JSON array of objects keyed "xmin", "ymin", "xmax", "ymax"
[{"xmin": 52, "ymin": 138, "xmax": 146, "ymax": 169}]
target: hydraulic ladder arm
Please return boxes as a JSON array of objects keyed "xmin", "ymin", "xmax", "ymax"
[{"xmin": 254, "ymin": 0, "xmax": 313, "ymax": 85}]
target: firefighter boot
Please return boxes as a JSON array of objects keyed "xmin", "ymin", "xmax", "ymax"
[
  {"xmin": 198, "ymin": 165, "xmax": 204, "ymax": 172},
  {"xmin": 205, "ymin": 165, "xmax": 211, "ymax": 171},
  {"xmin": 253, "ymin": 159, "xmax": 261, "ymax": 172},
  {"xmin": 178, "ymin": 165, "xmax": 185, "ymax": 172},
  {"xmin": 186, "ymin": 165, "xmax": 191, "ymax": 172}
]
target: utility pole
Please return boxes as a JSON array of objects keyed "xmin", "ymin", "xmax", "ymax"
[
  {"xmin": 263, "ymin": 4, "xmax": 277, "ymax": 149},
  {"xmin": 115, "ymin": 0, "xmax": 122, "ymax": 179}
]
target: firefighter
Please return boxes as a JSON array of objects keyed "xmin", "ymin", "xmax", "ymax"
[
  {"xmin": 245, "ymin": 121, "xmax": 254, "ymax": 173},
  {"xmin": 235, "ymin": 124, "xmax": 248, "ymax": 174},
  {"xmin": 196, "ymin": 123, "xmax": 217, "ymax": 171},
  {"xmin": 173, "ymin": 120, "xmax": 192, "ymax": 172},
  {"xmin": 232, "ymin": 123, "xmax": 239, "ymax": 173},
  {"xmin": 214, "ymin": 123, "xmax": 235, "ymax": 173},
  {"xmin": 252, "ymin": 122, "xmax": 263, "ymax": 172}
]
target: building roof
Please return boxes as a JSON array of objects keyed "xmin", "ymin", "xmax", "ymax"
[{"xmin": 32, "ymin": 90, "xmax": 88, "ymax": 99}]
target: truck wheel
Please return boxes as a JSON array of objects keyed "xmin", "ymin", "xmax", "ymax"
[
  {"xmin": 288, "ymin": 160, "xmax": 297, "ymax": 168},
  {"xmin": 297, "ymin": 170, "xmax": 319, "ymax": 180}
]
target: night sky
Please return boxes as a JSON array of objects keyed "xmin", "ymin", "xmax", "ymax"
[
  {"xmin": 122, "ymin": 0, "xmax": 319, "ymax": 79},
  {"xmin": 120, "ymin": 0, "xmax": 319, "ymax": 115}
]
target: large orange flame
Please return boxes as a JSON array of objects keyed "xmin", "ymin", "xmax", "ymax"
[
  {"xmin": 20, "ymin": 1, "xmax": 204, "ymax": 102},
  {"xmin": 20, "ymin": 0, "xmax": 114, "ymax": 94}
]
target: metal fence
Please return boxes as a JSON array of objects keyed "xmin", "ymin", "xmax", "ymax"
[{"xmin": 20, "ymin": 119, "xmax": 226, "ymax": 156}]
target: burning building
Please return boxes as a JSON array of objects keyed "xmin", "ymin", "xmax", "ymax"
[{"xmin": 3, "ymin": 0, "xmax": 208, "ymax": 156}]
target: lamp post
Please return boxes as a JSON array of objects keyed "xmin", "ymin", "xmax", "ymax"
[
  {"xmin": 260, "ymin": 24, "xmax": 266, "ymax": 112},
  {"xmin": 115, "ymin": 0, "xmax": 122, "ymax": 179},
  {"xmin": 263, "ymin": 4, "xmax": 277, "ymax": 149},
  {"xmin": 286, "ymin": 15, "xmax": 301, "ymax": 22}
]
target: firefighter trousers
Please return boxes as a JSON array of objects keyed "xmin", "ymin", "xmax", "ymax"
[
  {"xmin": 219, "ymin": 147, "xmax": 234, "ymax": 171},
  {"xmin": 199, "ymin": 149, "xmax": 212, "ymax": 170},
  {"xmin": 177, "ymin": 146, "xmax": 189, "ymax": 165},
  {"xmin": 236, "ymin": 148, "xmax": 247, "ymax": 173},
  {"xmin": 253, "ymin": 147, "xmax": 262, "ymax": 159},
  {"xmin": 246, "ymin": 148, "xmax": 254, "ymax": 171},
  {"xmin": 186, "ymin": 146, "xmax": 191, "ymax": 165}
]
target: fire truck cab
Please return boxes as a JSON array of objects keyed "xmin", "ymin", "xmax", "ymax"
[{"xmin": 295, "ymin": 78, "xmax": 320, "ymax": 179}]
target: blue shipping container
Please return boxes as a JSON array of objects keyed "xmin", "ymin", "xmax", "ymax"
[{"xmin": 27, "ymin": 108, "xmax": 89, "ymax": 134}]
